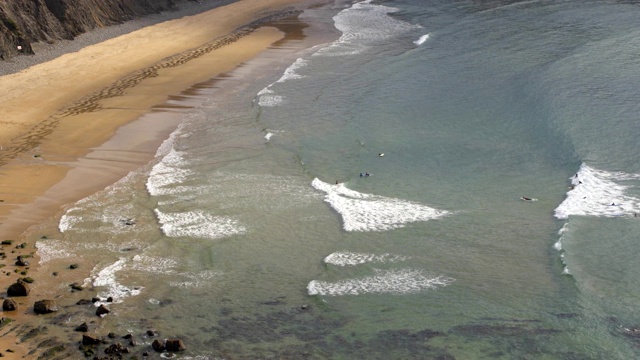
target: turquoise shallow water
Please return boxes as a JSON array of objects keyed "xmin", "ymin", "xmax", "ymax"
[{"xmin": 28, "ymin": 0, "xmax": 640, "ymax": 358}]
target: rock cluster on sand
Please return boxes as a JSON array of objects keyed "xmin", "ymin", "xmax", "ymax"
[{"xmin": 80, "ymin": 329, "xmax": 186, "ymax": 358}]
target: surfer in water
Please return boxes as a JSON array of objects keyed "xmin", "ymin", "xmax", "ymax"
[{"xmin": 521, "ymin": 196, "xmax": 533, "ymax": 201}]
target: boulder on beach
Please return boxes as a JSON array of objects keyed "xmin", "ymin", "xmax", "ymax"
[
  {"xmin": 82, "ymin": 334, "xmax": 101, "ymax": 345},
  {"xmin": 2, "ymin": 299, "xmax": 17, "ymax": 311},
  {"xmin": 33, "ymin": 299, "xmax": 58, "ymax": 314},
  {"xmin": 15, "ymin": 256, "xmax": 29, "ymax": 266},
  {"xmin": 166, "ymin": 339, "xmax": 186, "ymax": 352},
  {"xmin": 75, "ymin": 322, "xmax": 89, "ymax": 332},
  {"xmin": 151, "ymin": 339, "xmax": 165, "ymax": 352},
  {"xmin": 150, "ymin": 338, "xmax": 187, "ymax": 352},
  {"xmin": 96, "ymin": 304, "xmax": 110, "ymax": 316},
  {"xmin": 7, "ymin": 280, "xmax": 30, "ymax": 297}
]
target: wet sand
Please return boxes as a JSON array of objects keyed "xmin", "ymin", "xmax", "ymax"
[{"xmin": 0, "ymin": 0, "xmax": 331, "ymax": 357}]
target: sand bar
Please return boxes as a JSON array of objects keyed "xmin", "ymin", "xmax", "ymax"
[{"xmin": 0, "ymin": 0, "xmax": 330, "ymax": 356}]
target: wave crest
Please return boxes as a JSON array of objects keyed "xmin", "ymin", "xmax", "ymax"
[{"xmin": 312, "ymin": 178, "xmax": 450, "ymax": 232}]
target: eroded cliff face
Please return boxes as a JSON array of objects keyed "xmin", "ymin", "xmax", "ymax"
[{"xmin": 0, "ymin": 0, "xmax": 198, "ymax": 59}]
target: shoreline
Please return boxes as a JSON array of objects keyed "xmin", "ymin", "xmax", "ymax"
[{"xmin": 0, "ymin": 0, "xmax": 336, "ymax": 357}]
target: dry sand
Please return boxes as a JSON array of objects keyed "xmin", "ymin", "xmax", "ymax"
[{"xmin": 0, "ymin": 0, "xmax": 329, "ymax": 356}]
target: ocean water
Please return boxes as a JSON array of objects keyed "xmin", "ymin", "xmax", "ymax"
[{"xmin": 27, "ymin": 0, "xmax": 640, "ymax": 358}]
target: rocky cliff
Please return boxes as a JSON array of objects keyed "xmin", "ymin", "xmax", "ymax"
[{"xmin": 0, "ymin": 0, "xmax": 203, "ymax": 59}]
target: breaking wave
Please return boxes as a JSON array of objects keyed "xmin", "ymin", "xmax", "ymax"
[
  {"xmin": 308, "ymin": 268, "xmax": 454, "ymax": 296},
  {"xmin": 312, "ymin": 178, "xmax": 450, "ymax": 231}
]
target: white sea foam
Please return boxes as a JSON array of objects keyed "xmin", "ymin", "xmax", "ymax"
[
  {"xmin": 554, "ymin": 223, "xmax": 569, "ymax": 251},
  {"xmin": 154, "ymin": 122, "xmax": 185, "ymax": 158},
  {"xmin": 559, "ymin": 253, "xmax": 571, "ymax": 275},
  {"xmin": 257, "ymin": 87, "xmax": 274, "ymax": 97},
  {"xmin": 316, "ymin": 0, "xmax": 422, "ymax": 57},
  {"xmin": 275, "ymin": 58, "xmax": 308, "ymax": 83},
  {"xmin": 58, "ymin": 200, "xmax": 147, "ymax": 235},
  {"xmin": 256, "ymin": 58, "xmax": 308, "ymax": 107},
  {"xmin": 91, "ymin": 258, "xmax": 142, "ymax": 304},
  {"xmin": 258, "ymin": 94, "xmax": 285, "ymax": 107},
  {"xmin": 553, "ymin": 223, "xmax": 572, "ymax": 275},
  {"xmin": 59, "ymin": 211, "xmax": 81, "ymax": 233},
  {"xmin": 324, "ymin": 251, "xmax": 408, "ymax": 266},
  {"xmin": 264, "ymin": 132, "xmax": 273, "ymax": 141},
  {"xmin": 131, "ymin": 254, "xmax": 178, "ymax": 274},
  {"xmin": 554, "ymin": 164, "xmax": 640, "ymax": 219},
  {"xmin": 148, "ymin": 298, "xmax": 161, "ymax": 305},
  {"xmin": 36, "ymin": 239, "xmax": 74, "ymax": 263},
  {"xmin": 414, "ymin": 33, "xmax": 430, "ymax": 45},
  {"xmin": 57, "ymin": 169, "xmax": 147, "ymax": 234},
  {"xmin": 167, "ymin": 269, "xmax": 222, "ymax": 288},
  {"xmin": 146, "ymin": 148, "xmax": 192, "ymax": 196},
  {"xmin": 154, "ymin": 209, "xmax": 246, "ymax": 240},
  {"xmin": 307, "ymin": 269, "xmax": 454, "ymax": 296},
  {"xmin": 312, "ymin": 178, "xmax": 450, "ymax": 232}
]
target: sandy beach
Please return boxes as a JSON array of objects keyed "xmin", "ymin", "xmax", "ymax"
[{"xmin": 0, "ymin": 0, "xmax": 330, "ymax": 357}]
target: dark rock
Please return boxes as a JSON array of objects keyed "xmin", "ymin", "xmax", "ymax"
[
  {"xmin": 107, "ymin": 332, "xmax": 116, "ymax": 339},
  {"xmin": 106, "ymin": 296, "xmax": 113, "ymax": 302},
  {"xmin": 2, "ymin": 299, "xmax": 17, "ymax": 311},
  {"xmin": 104, "ymin": 342, "xmax": 126, "ymax": 354},
  {"xmin": 33, "ymin": 299, "xmax": 58, "ymax": 314},
  {"xmin": 165, "ymin": 339, "xmax": 185, "ymax": 352},
  {"xmin": 146, "ymin": 330, "xmax": 157, "ymax": 337},
  {"xmin": 143, "ymin": 351, "xmax": 149, "ymax": 356},
  {"xmin": 151, "ymin": 339, "xmax": 165, "ymax": 352},
  {"xmin": 95, "ymin": 304, "xmax": 110, "ymax": 316},
  {"xmin": 91, "ymin": 297, "xmax": 100, "ymax": 303},
  {"xmin": 120, "ymin": 218, "xmax": 136, "ymax": 226},
  {"xmin": 7, "ymin": 280, "xmax": 29, "ymax": 297},
  {"xmin": 74, "ymin": 322, "xmax": 88, "ymax": 332},
  {"xmin": 69, "ymin": 263, "xmax": 78, "ymax": 269},
  {"xmin": 76, "ymin": 299, "xmax": 92, "ymax": 305},
  {"xmin": 122, "ymin": 333, "xmax": 133, "ymax": 339},
  {"xmin": 128, "ymin": 338, "xmax": 137, "ymax": 346},
  {"xmin": 69, "ymin": 283, "xmax": 83, "ymax": 291},
  {"xmin": 82, "ymin": 334, "xmax": 101, "ymax": 345},
  {"xmin": 80, "ymin": 345, "xmax": 94, "ymax": 357},
  {"xmin": 14, "ymin": 256, "xmax": 28, "ymax": 266},
  {"xmin": 623, "ymin": 327, "xmax": 640, "ymax": 338}
]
